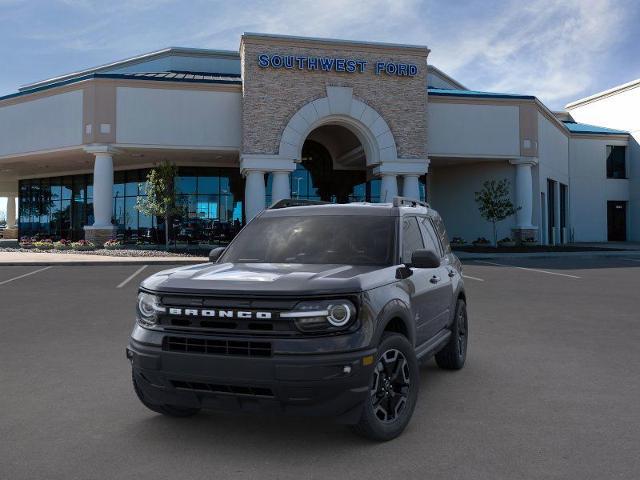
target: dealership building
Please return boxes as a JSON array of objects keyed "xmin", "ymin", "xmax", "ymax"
[{"xmin": 0, "ymin": 33, "xmax": 637, "ymax": 245}]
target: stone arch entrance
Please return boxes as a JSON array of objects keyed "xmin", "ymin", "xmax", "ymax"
[
  {"xmin": 296, "ymin": 124, "xmax": 371, "ymax": 203},
  {"xmin": 240, "ymin": 86, "xmax": 429, "ymax": 220},
  {"xmin": 278, "ymin": 86, "xmax": 398, "ymax": 166}
]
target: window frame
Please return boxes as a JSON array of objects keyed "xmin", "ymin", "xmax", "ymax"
[{"xmin": 606, "ymin": 145, "xmax": 627, "ymax": 179}]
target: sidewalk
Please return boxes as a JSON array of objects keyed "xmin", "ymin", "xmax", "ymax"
[
  {"xmin": 0, "ymin": 251, "xmax": 207, "ymax": 266},
  {"xmin": 456, "ymin": 249, "xmax": 640, "ymax": 261}
]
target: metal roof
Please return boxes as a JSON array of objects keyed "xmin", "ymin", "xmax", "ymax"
[
  {"xmin": 562, "ymin": 121, "xmax": 628, "ymax": 135},
  {"xmin": 0, "ymin": 71, "xmax": 242, "ymax": 103},
  {"xmin": 19, "ymin": 47, "xmax": 240, "ymax": 92},
  {"xmin": 116, "ymin": 71, "xmax": 241, "ymax": 82},
  {"xmin": 428, "ymin": 87, "xmax": 535, "ymax": 100}
]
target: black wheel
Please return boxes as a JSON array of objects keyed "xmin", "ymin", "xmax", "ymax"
[
  {"xmin": 132, "ymin": 371, "xmax": 200, "ymax": 418},
  {"xmin": 435, "ymin": 298, "xmax": 468, "ymax": 370},
  {"xmin": 352, "ymin": 333, "xmax": 419, "ymax": 441}
]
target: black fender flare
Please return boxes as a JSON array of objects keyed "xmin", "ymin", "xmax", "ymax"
[{"xmin": 373, "ymin": 298, "xmax": 415, "ymax": 347}]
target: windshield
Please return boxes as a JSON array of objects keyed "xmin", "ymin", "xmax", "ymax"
[{"xmin": 220, "ymin": 215, "xmax": 396, "ymax": 266}]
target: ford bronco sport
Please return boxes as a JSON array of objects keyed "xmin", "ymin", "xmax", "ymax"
[{"xmin": 127, "ymin": 197, "xmax": 468, "ymax": 441}]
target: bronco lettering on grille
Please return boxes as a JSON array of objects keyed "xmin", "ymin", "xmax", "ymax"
[{"xmin": 167, "ymin": 308, "xmax": 273, "ymax": 319}]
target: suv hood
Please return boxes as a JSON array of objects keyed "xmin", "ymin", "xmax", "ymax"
[{"xmin": 141, "ymin": 262, "xmax": 397, "ymax": 295}]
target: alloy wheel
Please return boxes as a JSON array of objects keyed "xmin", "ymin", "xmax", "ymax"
[{"xmin": 370, "ymin": 348, "xmax": 411, "ymax": 423}]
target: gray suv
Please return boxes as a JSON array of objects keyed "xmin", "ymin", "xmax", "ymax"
[{"xmin": 127, "ymin": 197, "xmax": 468, "ymax": 441}]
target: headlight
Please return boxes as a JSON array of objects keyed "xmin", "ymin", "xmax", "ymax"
[
  {"xmin": 282, "ymin": 299, "xmax": 357, "ymax": 333},
  {"xmin": 136, "ymin": 292, "xmax": 164, "ymax": 327}
]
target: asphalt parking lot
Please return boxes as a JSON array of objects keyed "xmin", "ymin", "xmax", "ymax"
[{"xmin": 1, "ymin": 257, "xmax": 639, "ymax": 479}]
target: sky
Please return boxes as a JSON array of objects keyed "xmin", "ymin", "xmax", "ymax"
[
  {"xmin": 1, "ymin": 0, "xmax": 640, "ymax": 213},
  {"xmin": 0, "ymin": 0, "xmax": 639, "ymax": 109}
]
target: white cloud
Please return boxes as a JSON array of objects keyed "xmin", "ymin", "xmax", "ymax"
[{"xmin": 426, "ymin": 0, "xmax": 628, "ymax": 107}]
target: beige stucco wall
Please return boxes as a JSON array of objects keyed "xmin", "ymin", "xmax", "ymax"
[
  {"xmin": 0, "ymin": 90, "xmax": 83, "ymax": 157},
  {"xmin": 116, "ymin": 86, "xmax": 242, "ymax": 148},
  {"xmin": 427, "ymin": 101, "xmax": 520, "ymax": 157},
  {"xmin": 240, "ymin": 35, "xmax": 429, "ymax": 160}
]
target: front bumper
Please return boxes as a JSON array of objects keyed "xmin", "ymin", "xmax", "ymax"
[{"xmin": 127, "ymin": 329, "xmax": 377, "ymax": 424}]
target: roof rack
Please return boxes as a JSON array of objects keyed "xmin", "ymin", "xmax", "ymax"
[
  {"xmin": 392, "ymin": 196, "xmax": 430, "ymax": 208},
  {"xmin": 269, "ymin": 199, "xmax": 331, "ymax": 209}
]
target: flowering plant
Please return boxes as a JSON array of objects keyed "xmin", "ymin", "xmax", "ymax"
[
  {"xmin": 19, "ymin": 236, "xmax": 34, "ymax": 249},
  {"xmin": 103, "ymin": 239, "xmax": 123, "ymax": 250},
  {"xmin": 33, "ymin": 239, "xmax": 54, "ymax": 250},
  {"xmin": 71, "ymin": 240, "xmax": 96, "ymax": 251},
  {"xmin": 54, "ymin": 239, "xmax": 73, "ymax": 250}
]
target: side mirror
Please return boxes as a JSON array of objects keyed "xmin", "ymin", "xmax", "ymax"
[
  {"xmin": 410, "ymin": 249, "xmax": 441, "ymax": 269},
  {"xmin": 208, "ymin": 247, "xmax": 226, "ymax": 263}
]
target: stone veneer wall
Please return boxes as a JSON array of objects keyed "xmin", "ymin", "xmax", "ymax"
[{"xmin": 240, "ymin": 36, "xmax": 429, "ymax": 160}]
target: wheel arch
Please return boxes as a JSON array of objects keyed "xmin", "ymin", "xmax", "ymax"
[{"xmin": 374, "ymin": 300, "xmax": 415, "ymax": 347}]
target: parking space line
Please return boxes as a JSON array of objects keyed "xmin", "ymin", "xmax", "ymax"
[
  {"xmin": 0, "ymin": 266, "xmax": 52, "ymax": 286},
  {"xmin": 116, "ymin": 265, "xmax": 148, "ymax": 289},
  {"xmin": 474, "ymin": 260, "xmax": 581, "ymax": 279},
  {"xmin": 462, "ymin": 274, "xmax": 484, "ymax": 282}
]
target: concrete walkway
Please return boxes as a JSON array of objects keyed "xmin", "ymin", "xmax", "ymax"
[
  {"xmin": 0, "ymin": 251, "xmax": 207, "ymax": 266},
  {"xmin": 457, "ymin": 249, "xmax": 640, "ymax": 261}
]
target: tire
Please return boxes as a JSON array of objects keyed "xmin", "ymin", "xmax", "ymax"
[
  {"xmin": 132, "ymin": 371, "xmax": 200, "ymax": 418},
  {"xmin": 435, "ymin": 298, "xmax": 468, "ymax": 370},
  {"xmin": 351, "ymin": 333, "xmax": 420, "ymax": 441}
]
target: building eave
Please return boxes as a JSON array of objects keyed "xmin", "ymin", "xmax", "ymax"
[
  {"xmin": 1, "ymin": 73, "xmax": 242, "ymax": 105},
  {"xmin": 565, "ymin": 78, "xmax": 640, "ymax": 109}
]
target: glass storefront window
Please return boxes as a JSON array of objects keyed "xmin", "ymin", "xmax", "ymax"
[
  {"xmin": 18, "ymin": 167, "xmax": 244, "ymax": 245},
  {"xmin": 175, "ymin": 175, "xmax": 197, "ymax": 195},
  {"xmin": 267, "ymin": 164, "xmax": 381, "ymax": 204}
]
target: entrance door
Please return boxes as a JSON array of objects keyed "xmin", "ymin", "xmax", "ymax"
[{"xmin": 607, "ymin": 201, "xmax": 627, "ymax": 241}]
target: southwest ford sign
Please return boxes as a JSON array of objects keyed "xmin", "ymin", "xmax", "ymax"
[{"xmin": 257, "ymin": 54, "xmax": 418, "ymax": 77}]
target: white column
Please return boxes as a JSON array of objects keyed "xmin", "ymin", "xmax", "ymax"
[
  {"xmin": 380, "ymin": 174, "xmax": 398, "ymax": 202},
  {"xmin": 6, "ymin": 195, "xmax": 17, "ymax": 228},
  {"xmin": 271, "ymin": 171, "xmax": 290, "ymax": 205},
  {"xmin": 91, "ymin": 152, "xmax": 115, "ymax": 227},
  {"xmin": 511, "ymin": 159, "xmax": 536, "ymax": 228},
  {"xmin": 401, "ymin": 175, "xmax": 420, "ymax": 200},
  {"xmin": 244, "ymin": 170, "xmax": 266, "ymax": 222}
]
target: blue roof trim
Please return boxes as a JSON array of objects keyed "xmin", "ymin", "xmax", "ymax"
[
  {"xmin": 562, "ymin": 121, "xmax": 628, "ymax": 135},
  {"xmin": 428, "ymin": 87, "xmax": 535, "ymax": 100},
  {"xmin": 0, "ymin": 72, "xmax": 242, "ymax": 102}
]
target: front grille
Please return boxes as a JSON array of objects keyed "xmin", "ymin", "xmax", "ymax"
[
  {"xmin": 158, "ymin": 295, "xmax": 299, "ymax": 336},
  {"xmin": 164, "ymin": 336, "xmax": 272, "ymax": 357},
  {"xmin": 171, "ymin": 380, "xmax": 274, "ymax": 398}
]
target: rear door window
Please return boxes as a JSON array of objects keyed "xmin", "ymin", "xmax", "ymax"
[
  {"xmin": 401, "ymin": 216, "xmax": 424, "ymax": 264},
  {"xmin": 419, "ymin": 217, "xmax": 443, "ymax": 257},
  {"xmin": 431, "ymin": 215, "xmax": 451, "ymax": 254}
]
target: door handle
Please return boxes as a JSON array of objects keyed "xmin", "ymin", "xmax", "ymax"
[{"xmin": 430, "ymin": 275, "xmax": 440, "ymax": 284}]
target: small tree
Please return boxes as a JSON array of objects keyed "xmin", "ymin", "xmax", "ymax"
[
  {"xmin": 474, "ymin": 179, "xmax": 519, "ymax": 246},
  {"xmin": 136, "ymin": 161, "xmax": 181, "ymax": 250}
]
